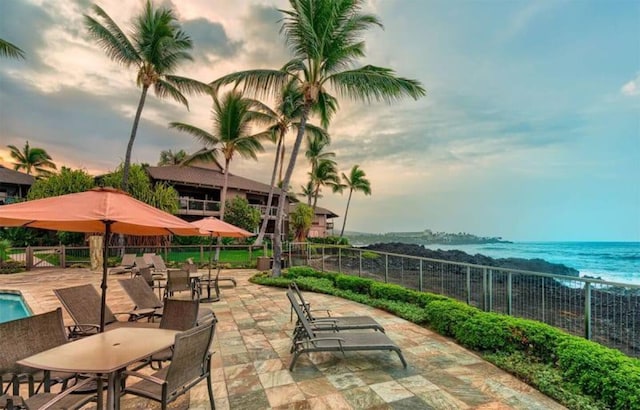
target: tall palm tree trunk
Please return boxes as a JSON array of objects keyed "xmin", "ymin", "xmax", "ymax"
[
  {"xmin": 122, "ymin": 85, "xmax": 150, "ymax": 191},
  {"xmin": 255, "ymin": 131, "xmax": 284, "ymax": 246},
  {"xmin": 215, "ymin": 159, "xmax": 231, "ymax": 261},
  {"xmin": 278, "ymin": 142, "xmax": 286, "ymax": 184},
  {"xmin": 312, "ymin": 184, "xmax": 320, "ymax": 213},
  {"xmin": 340, "ymin": 188, "xmax": 354, "ymax": 237},
  {"xmin": 273, "ymin": 105, "xmax": 310, "ymax": 276}
]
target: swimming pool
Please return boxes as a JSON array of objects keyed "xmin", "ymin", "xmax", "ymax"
[{"xmin": 0, "ymin": 291, "xmax": 32, "ymax": 323}]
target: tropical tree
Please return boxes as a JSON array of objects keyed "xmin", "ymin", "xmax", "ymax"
[
  {"xmin": 254, "ymin": 80, "xmax": 329, "ymax": 246},
  {"xmin": 299, "ymin": 180, "xmax": 315, "ymax": 205},
  {"xmin": 309, "ymin": 158, "xmax": 343, "ymax": 212},
  {"xmin": 101, "ymin": 163, "xmax": 179, "ymax": 213},
  {"xmin": 7, "ymin": 141, "xmax": 57, "ymax": 177},
  {"xmin": 224, "ymin": 196, "xmax": 261, "ymax": 234},
  {"xmin": 84, "ymin": 1, "xmax": 211, "ymax": 191},
  {"xmin": 212, "ymin": 0, "xmax": 425, "ymax": 275},
  {"xmin": 305, "ymin": 134, "xmax": 335, "ymax": 177},
  {"xmin": 289, "ymin": 203, "xmax": 313, "ymax": 242},
  {"xmin": 339, "ymin": 165, "xmax": 371, "ymax": 237},
  {"xmin": 158, "ymin": 149, "xmax": 187, "ymax": 165},
  {"xmin": 0, "ymin": 38, "xmax": 25, "ymax": 59},
  {"xmin": 170, "ymin": 90, "xmax": 270, "ymax": 221},
  {"xmin": 27, "ymin": 167, "xmax": 95, "ymax": 200}
]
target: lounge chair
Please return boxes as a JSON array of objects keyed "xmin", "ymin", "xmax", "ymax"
[
  {"xmin": 286, "ymin": 290, "xmax": 407, "ymax": 371},
  {"xmin": 118, "ymin": 277, "xmax": 212, "ymax": 323},
  {"xmin": 150, "ymin": 254, "xmax": 169, "ymax": 275},
  {"xmin": 289, "ymin": 282, "xmax": 385, "ymax": 334},
  {"xmin": 186, "ymin": 258, "xmax": 237, "ymax": 287},
  {"xmin": 0, "ymin": 309, "xmax": 77, "ymax": 399},
  {"xmin": 108, "ymin": 253, "xmax": 136, "ymax": 275},
  {"xmin": 54, "ymin": 284, "xmax": 156, "ymax": 338},
  {"xmin": 123, "ymin": 320, "xmax": 216, "ymax": 409}
]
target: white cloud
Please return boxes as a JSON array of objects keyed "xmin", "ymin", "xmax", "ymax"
[{"xmin": 621, "ymin": 74, "xmax": 640, "ymax": 96}]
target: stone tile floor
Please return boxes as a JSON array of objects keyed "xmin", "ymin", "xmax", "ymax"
[{"xmin": 0, "ymin": 268, "xmax": 566, "ymax": 409}]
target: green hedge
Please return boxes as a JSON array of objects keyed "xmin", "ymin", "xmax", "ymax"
[{"xmin": 250, "ymin": 267, "xmax": 640, "ymax": 409}]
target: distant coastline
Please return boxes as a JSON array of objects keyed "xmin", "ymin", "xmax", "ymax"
[{"xmin": 345, "ymin": 228, "xmax": 511, "ymax": 247}]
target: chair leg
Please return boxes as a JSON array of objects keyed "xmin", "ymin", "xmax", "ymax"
[
  {"xmin": 288, "ymin": 351, "xmax": 302, "ymax": 371},
  {"xmin": 207, "ymin": 373, "xmax": 215, "ymax": 410},
  {"xmin": 395, "ymin": 349, "xmax": 408, "ymax": 368}
]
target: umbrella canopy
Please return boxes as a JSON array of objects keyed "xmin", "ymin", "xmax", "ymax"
[
  {"xmin": 0, "ymin": 187, "xmax": 200, "ymax": 331},
  {"xmin": 189, "ymin": 217, "xmax": 253, "ymax": 302},
  {"xmin": 190, "ymin": 216, "xmax": 254, "ymax": 238}
]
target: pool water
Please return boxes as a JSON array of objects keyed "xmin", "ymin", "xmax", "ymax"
[{"xmin": 0, "ymin": 292, "xmax": 31, "ymax": 323}]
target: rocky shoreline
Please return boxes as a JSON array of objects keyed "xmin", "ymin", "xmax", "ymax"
[{"xmin": 364, "ymin": 242, "xmax": 580, "ymax": 277}]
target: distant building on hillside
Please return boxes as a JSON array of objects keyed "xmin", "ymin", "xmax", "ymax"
[{"xmin": 0, "ymin": 165, "xmax": 34, "ymax": 205}]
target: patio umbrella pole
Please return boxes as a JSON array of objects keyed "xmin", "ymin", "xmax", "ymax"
[
  {"xmin": 100, "ymin": 221, "xmax": 113, "ymax": 332},
  {"xmin": 200, "ymin": 233, "xmax": 219, "ymax": 302}
]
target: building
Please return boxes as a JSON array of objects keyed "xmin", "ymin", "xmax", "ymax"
[
  {"xmin": 0, "ymin": 166, "xmax": 34, "ymax": 205},
  {"xmin": 146, "ymin": 162, "xmax": 338, "ymax": 239}
]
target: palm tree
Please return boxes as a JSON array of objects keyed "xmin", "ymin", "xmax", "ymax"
[
  {"xmin": 339, "ymin": 165, "xmax": 371, "ymax": 237},
  {"xmin": 309, "ymin": 159, "xmax": 343, "ymax": 212},
  {"xmin": 212, "ymin": 0, "xmax": 425, "ymax": 275},
  {"xmin": 169, "ymin": 90, "xmax": 269, "ymax": 222},
  {"xmin": 254, "ymin": 80, "xmax": 329, "ymax": 246},
  {"xmin": 0, "ymin": 38, "xmax": 25, "ymax": 59},
  {"xmin": 7, "ymin": 141, "xmax": 57, "ymax": 177},
  {"xmin": 298, "ymin": 180, "xmax": 316, "ymax": 205},
  {"xmin": 84, "ymin": 1, "xmax": 211, "ymax": 191},
  {"xmin": 305, "ymin": 134, "xmax": 335, "ymax": 180},
  {"xmin": 158, "ymin": 149, "xmax": 187, "ymax": 165}
]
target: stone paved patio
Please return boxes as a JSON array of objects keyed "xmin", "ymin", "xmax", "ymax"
[{"xmin": 0, "ymin": 268, "xmax": 565, "ymax": 409}]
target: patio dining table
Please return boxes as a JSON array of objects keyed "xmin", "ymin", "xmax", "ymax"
[{"xmin": 17, "ymin": 327, "xmax": 178, "ymax": 410}]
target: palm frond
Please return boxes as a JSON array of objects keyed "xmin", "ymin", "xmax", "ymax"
[
  {"xmin": 155, "ymin": 78, "xmax": 189, "ymax": 108},
  {"xmin": 169, "ymin": 122, "xmax": 218, "ymax": 146},
  {"xmin": 84, "ymin": 5, "xmax": 140, "ymax": 66},
  {"xmin": 0, "ymin": 39, "xmax": 25, "ymax": 59},
  {"xmin": 210, "ymin": 69, "xmax": 291, "ymax": 100},
  {"xmin": 181, "ymin": 148, "xmax": 222, "ymax": 168},
  {"xmin": 327, "ymin": 65, "xmax": 426, "ymax": 103},
  {"xmin": 164, "ymin": 75, "xmax": 212, "ymax": 96}
]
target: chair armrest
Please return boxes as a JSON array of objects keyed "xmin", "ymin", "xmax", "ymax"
[
  {"xmin": 66, "ymin": 324, "xmax": 100, "ymax": 339},
  {"xmin": 37, "ymin": 376, "xmax": 97, "ymax": 410},
  {"xmin": 113, "ymin": 308, "xmax": 155, "ymax": 322},
  {"xmin": 122, "ymin": 370, "xmax": 166, "ymax": 386}
]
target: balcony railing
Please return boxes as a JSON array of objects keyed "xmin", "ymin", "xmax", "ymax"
[{"xmin": 177, "ymin": 197, "xmax": 279, "ymax": 218}]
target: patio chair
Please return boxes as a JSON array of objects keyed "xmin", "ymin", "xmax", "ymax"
[
  {"xmin": 54, "ymin": 284, "xmax": 156, "ymax": 338},
  {"xmin": 108, "ymin": 253, "xmax": 136, "ymax": 275},
  {"xmin": 287, "ymin": 290, "xmax": 407, "ymax": 371},
  {"xmin": 289, "ymin": 282, "xmax": 385, "ymax": 334},
  {"xmin": 150, "ymin": 254, "xmax": 169, "ymax": 275},
  {"xmin": 186, "ymin": 258, "xmax": 237, "ymax": 287},
  {"xmin": 123, "ymin": 320, "xmax": 216, "ymax": 409},
  {"xmin": 1, "ymin": 376, "xmax": 97, "ymax": 410},
  {"xmin": 141, "ymin": 298, "xmax": 208, "ymax": 369},
  {"xmin": 0, "ymin": 309, "xmax": 77, "ymax": 399},
  {"xmin": 118, "ymin": 277, "xmax": 213, "ymax": 324},
  {"xmin": 164, "ymin": 269, "xmax": 199, "ymax": 300}
]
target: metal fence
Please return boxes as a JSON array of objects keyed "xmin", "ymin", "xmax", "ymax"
[
  {"xmin": 5, "ymin": 244, "xmax": 266, "ymax": 270},
  {"xmin": 292, "ymin": 243, "xmax": 640, "ymax": 358}
]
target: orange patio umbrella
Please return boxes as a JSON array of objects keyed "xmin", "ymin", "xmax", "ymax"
[
  {"xmin": 190, "ymin": 217, "xmax": 253, "ymax": 302},
  {"xmin": 0, "ymin": 187, "xmax": 200, "ymax": 331}
]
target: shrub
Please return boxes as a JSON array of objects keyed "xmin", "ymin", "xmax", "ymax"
[
  {"xmin": 371, "ymin": 299, "xmax": 429, "ymax": 324},
  {"xmin": 334, "ymin": 275, "xmax": 371, "ymax": 294},
  {"xmin": 361, "ymin": 251, "xmax": 379, "ymax": 260},
  {"xmin": 454, "ymin": 313, "xmax": 513, "ymax": 352},
  {"xmin": 294, "ymin": 277, "xmax": 335, "ymax": 294},
  {"xmin": 424, "ymin": 300, "xmax": 478, "ymax": 336},
  {"xmin": 557, "ymin": 338, "xmax": 640, "ymax": 409}
]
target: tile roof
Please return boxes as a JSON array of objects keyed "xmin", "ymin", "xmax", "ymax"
[
  {"xmin": 146, "ymin": 165, "xmax": 283, "ymax": 196},
  {"xmin": 0, "ymin": 165, "xmax": 35, "ymax": 186},
  {"xmin": 289, "ymin": 203, "xmax": 339, "ymax": 218}
]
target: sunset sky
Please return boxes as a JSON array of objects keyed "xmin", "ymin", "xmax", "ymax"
[{"xmin": 1, "ymin": 0, "xmax": 639, "ymax": 241}]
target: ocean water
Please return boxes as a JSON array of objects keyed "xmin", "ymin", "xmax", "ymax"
[{"xmin": 421, "ymin": 242, "xmax": 640, "ymax": 285}]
